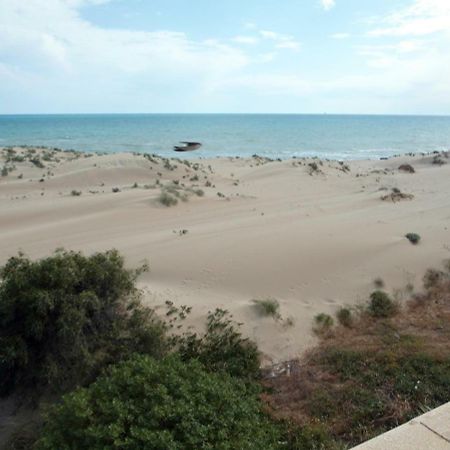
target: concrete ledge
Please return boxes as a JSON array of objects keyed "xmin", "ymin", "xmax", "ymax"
[{"xmin": 352, "ymin": 402, "xmax": 450, "ymax": 449}]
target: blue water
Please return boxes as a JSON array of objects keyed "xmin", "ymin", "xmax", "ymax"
[{"xmin": 1, "ymin": 114, "xmax": 449, "ymax": 160}]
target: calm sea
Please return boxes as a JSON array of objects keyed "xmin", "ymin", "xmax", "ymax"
[{"xmin": 1, "ymin": 114, "xmax": 449, "ymax": 160}]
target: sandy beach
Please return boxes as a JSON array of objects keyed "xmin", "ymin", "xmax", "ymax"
[{"xmin": 1, "ymin": 146, "xmax": 449, "ymax": 363}]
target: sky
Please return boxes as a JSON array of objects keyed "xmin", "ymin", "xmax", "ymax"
[{"xmin": 0, "ymin": 0, "xmax": 450, "ymax": 114}]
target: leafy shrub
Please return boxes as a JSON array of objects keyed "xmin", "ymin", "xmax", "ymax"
[
  {"xmin": 253, "ymin": 298, "xmax": 280, "ymax": 318},
  {"xmin": 405, "ymin": 233, "xmax": 421, "ymax": 244},
  {"xmin": 368, "ymin": 291, "xmax": 397, "ymax": 318},
  {"xmin": 336, "ymin": 307, "xmax": 352, "ymax": 327},
  {"xmin": 174, "ymin": 308, "xmax": 261, "ymax": 380},
  {"xmin": 36, "ymin": 355, "xmax": 279, "ymax": 450},
  {"xmin": 158, "ymin": 190, "xmax": 178, "ymax": 207},
  {"xmin": 313, "ymin": 313, "xmax": 334, "ymax": 335},
  {"xmin": 0, "ymin": 250, "xmax": 166, "ymax": 396},
  {"xmin": 111, "ymin": 187, "xmax": 120, "ymax": 193},
  {"xmin": 70, "ymin": 190, "xmax": 81, "ymax": 196}
]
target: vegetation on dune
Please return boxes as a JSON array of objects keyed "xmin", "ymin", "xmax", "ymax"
[
  {"xmin": 0, "ymin": 249, "xmax": 166, "ymax": 397},
  {"xmin": 405, "ymin": 232, "xmax": 421, "ymax": 245},
  {"xmin": 253, "ymin": 298, "xmax": 281, "ymax": 319},
  {"xmin": 264, "ymin": 263, "xmax": 450, "ymax": 447},
  {"xmin": 1, "ymin": 247, "xmax": 450, "ymax": 450}
]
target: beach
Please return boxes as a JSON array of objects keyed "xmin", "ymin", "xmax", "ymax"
[{"xmin": 1, "ymin": 146, "xmax": 449, "ymax": 363}]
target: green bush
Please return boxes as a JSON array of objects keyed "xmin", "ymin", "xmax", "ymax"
[
  {"xmin": 158, "ymin": 191, "xmax": 178, "ymax": 207},
  {"xmin": 405, "ymin": 233, "xmax": 421, "ymax": 245},
  {"xmin": 36, "ymin": 355, "xmax": 280, "ymax": 450},
  {"xmin": 313, "ymin": 313, "xmax": 334, "ymax": 335},
  {"xmin": 336, "ymin": 307, "xmax": 352, "ymax": 327},
  {"xmin": 0, "ymin": 250, "xmax": 167, "ymax": 396},
  {"xmin": 368, "ymin": 291, "xmax": 397, "ymax": 318},
  {"xmin": 175, "ymin": 308, "xmax": 261, "ymax": 380}
]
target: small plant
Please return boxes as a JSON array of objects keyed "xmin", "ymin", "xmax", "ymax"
[
  {"xmin": 132, "ymin": 182, "xmax": 138, "ymax": 188},
  {"xmin": 112, "ymin": 187, "xmax": 121, "ymax": 193},
  {"xmin": 308, "ymin": 162, "xmax": 320, "ymax": 175},
  {"xmin": 190, "ymin": 175, "xmax": 199, "ymax": 182},
  {"xmin": 398, "ymin": 164, "xmax": 415, "ymax": 173},
  {"xmin": 374, "ymin": 277, "xmax": 385, "ymax": 289},
  {"xmin": 368, "ymin": 290, "xmax": 397, "ymax": 318},
  {"xmin": 158, "ymin": 191, "xmax": 178, "ymax": 207},
  {"xmin": 30, "ymin": 157, "xmax": 45, "ymax": 168},
  {"xmin": 336, "ymin": 307, "xmax": 352, "ymax": 328},
  {"xmin": 70, "ymin": 190, "xmax": 82, "ymax": 196},
  {"xmin": 313, "ymin": 313, "xmax": 334, "ymax": 335},
  {"xmin": 405, "ymin": 233, "xmax": 421, "ymax": 245},
  {"xmin": 1, "ymin": 166, "xmax": 8, "ymax": 177},
  {"xmin": 194, "ymin": 189, "xmax": 204, "ymax": 197},
  {"xmin": 252, "ymin": 298, "xmax": 280, "ymax": 319}
]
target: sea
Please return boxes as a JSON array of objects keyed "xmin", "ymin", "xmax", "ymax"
[{"xmin": 1, "ymin": 114, "xmax": 449, "ymax": 160}]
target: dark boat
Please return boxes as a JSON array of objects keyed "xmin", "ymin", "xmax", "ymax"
[{"xmin": 173, "ymin": 142, "xmax": 202, "ymax": 152}]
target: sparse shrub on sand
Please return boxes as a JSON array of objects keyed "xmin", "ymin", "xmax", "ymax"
[
  {"xmin": 381, "ymin": 188, "xmax": 414, "ymax": 202},
  {"xmin": 173, "ymin": 308, "xmax": 261, "ymax": 380},
  {"xmin": 398, "ymin": 164, "xmax": 415, "ymax": 173},
  {"xmin": 1, "ymin": 166, "xmax": 8, "ymax": 177},
  {"xmin": 112, "ymin": 187, "xmax": 120, "ymax": 193},
  {"xmin": 368, "ymin": 290, "xmax": 397, "ymax": 318},
  {"xmin": 313, "ymin": 313, "xmax": 334, "ymax": 335},
  {"xmin": 432, "ymin": 155, "xmax": 446, "ymax": 166},
  {"xmin": 405, "ymin": 232, "xmax": 421, "ymax": 245},
  {"xmin": 158, "ymin": 190, "xmax": 178, "ymax": 207},
  {"xmin": 253, "ymin": 298, "xmax": 281, "ymax": 319},
  {"xmin": 336, "ymin": 307, "xmax": 352, "ymax": 327},
  {"xmin": 373, "ymin": 277, "xmax": 385, "ymax": 289},
  {"xmin": 70, "ymin": 190, "xmax": 82, "ymax": 196}
]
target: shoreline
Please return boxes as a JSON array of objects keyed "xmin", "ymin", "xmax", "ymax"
[{"xmin": 1, "ymin": 145, "xmax": 449, "ymax": 362}]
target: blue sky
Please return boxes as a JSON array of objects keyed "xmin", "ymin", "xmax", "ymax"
[{"xmin": 1, "ymin": 0, "xmax": 449, "ymax": 114}]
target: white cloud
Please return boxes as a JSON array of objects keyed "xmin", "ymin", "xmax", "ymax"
[
  {"xmin": 320, "ymin": 0, "xmax": 336, "ymax": 12},
  {"xmin": 330, "ymin": 33, "xmax": 350, "ymax": 40},
  {"xmin": 368, "ymin": 0, "xmax": 450, "ymax": 37},
  {"xmin": 0, "ymin": 0, "xmax": 249, "ymax": 80},
  {"xmin": 232, "ymin": 35, "xmax": 259, "ymax": 45},
  {"xmin": 259, "ymin": 30, "xmax": 301, "ymax": 51}
]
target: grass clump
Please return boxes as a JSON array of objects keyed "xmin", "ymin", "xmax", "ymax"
[
  {"xmin": 405, "ymin": 232, "xmax": 421, "ymax": 245},
  {"xmin": 158, "ymin": 190, "xmax": 178, "ymax": 207},
  {"xmin": 70, "ymin": 190, "xmax": 82, "ymax": 196},
  {"xmin": 368, "ymin": 290, "xmax": 397, "ymax": 318},
  {"xmin": 313, "ymin": 313, "xmax": 334, "ymax": 335},
  {"xmin": 253, "ymin": 298, "xmax": 281, "ymax": 319}
]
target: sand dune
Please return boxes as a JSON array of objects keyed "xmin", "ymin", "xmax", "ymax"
[{"xmin": 1, "ymin": 147, "xmax": 449, "ymax": 363}]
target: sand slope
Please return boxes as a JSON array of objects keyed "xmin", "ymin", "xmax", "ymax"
[{"xmin": 1, "ymin": 147, "xmax": 449, "ymax": 363}]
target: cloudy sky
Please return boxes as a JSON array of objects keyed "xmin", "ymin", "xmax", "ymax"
[{"xmin": 1, "ymin": 0, "xmax": 449, "ymax": 114}]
